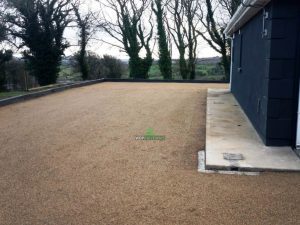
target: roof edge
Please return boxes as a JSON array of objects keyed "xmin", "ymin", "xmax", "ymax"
[{"xmin": 224, "ymin": 0, "xmax": 271, "ymax": 37}]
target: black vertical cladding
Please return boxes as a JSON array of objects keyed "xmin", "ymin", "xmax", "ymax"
[
  {"xmin": 267, "ymin": 0, "xmax": 300, "ymax": 146},
  {"xmin": 231, "ymin": 0, "xmax": 300, "ymax": 146},
  {"xmin": 231, "ymin": 7, "xmax": 270, "ymax": 144}
]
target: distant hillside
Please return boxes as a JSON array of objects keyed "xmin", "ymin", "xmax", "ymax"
[
  {"xmin": 171, "ymin": 56, "xmax": 221, "ymax": 65},
  {"xmin": 196, "ymin": 57, "xmax": 221, "ymax": 65},
  {"xmin": 62, "ymin": 56, "xmax": 221, "ymax": 66}
]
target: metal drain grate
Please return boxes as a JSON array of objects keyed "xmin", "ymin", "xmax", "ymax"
[{"xmin": 223, "ymin": 153, "xmax": 244, "ymax": 161}]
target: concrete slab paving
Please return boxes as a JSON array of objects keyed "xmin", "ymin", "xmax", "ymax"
[{"xmin": 205, "ymin": 89, "xmax": 300, "ymax": 172}]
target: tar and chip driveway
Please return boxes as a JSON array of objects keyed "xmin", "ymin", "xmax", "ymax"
[{"xmin": 0, "ymin": 83, "xmax": 299, "ymax": 225}]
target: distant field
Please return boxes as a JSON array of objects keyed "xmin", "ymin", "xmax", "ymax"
[
  {"xmin": 58, "ymin": 65, "xmax": 82, "ymax": 82},
  {"xmin": 60, "ymin": 61, "xmax": 225, "ymax": 81},
  {"xmin": 0, "ymin": 58, "xmax": 224, "ymax": 101},
  {"xmin": 123, "ymin": 63, "xmax": 225, "ymax": 80}
]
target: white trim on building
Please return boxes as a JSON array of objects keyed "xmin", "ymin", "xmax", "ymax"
[{"xmin": 224, "ymin": 0, "xmax": 271, "ymax": 37}]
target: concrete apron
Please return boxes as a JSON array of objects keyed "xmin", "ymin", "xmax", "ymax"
[{"xmin": 204, "ymin": 89, "xmax": 300, "ymax": 173}]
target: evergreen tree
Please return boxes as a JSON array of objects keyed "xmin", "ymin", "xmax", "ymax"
[
  {"xmin": 0, "ymin": 22, "xmax": 12, "ymax": 90},
  {"xmin": 152, "ymin": 0, "xmax": 172, "ymax": 80},
  {"xmin": 4, "ymin": 0, "xmax": 72, "ymax": 86}
]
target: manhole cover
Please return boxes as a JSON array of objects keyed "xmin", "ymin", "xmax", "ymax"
[{"xmin": 223, "ymin": 153, "xmax": 244, "ymax": 160}]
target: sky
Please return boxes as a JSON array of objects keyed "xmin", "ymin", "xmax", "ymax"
[
  {"xmin": 64, "ymin": 29, "xmax": 220, "ymax": 60},
  {"xmin": 61, "ymin": 0, "xmax": 220, "ymax": 59},
  {"xmin": 62, "ymin": 0, "xmax": 221, "ymax": 60},
  {"xmin": 3, "ymin": 0, "xmax": 220, "ymax": 59}
]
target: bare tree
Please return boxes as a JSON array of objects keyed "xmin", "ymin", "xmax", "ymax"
[
  {"xmin": 182, "ymin": 0, "xmax": 200, "ymax": 80},
  {"xmin": 72, "ymin": 1, "xmax": 98, "ymax": 80},
  {"xmin": 218, "ymin": 0, "xmax": 241, "ymax": 17},
  {"xmin": 196, "ymin": 0, "xmax": 241, "ymax": 81},
  {"xmin": 166, "ymin": 0, "xmax": 199, "ymax": 80},
  {"xmin": 166, "ymin": 0, "xmax": 188, "ymax": 79},
  {"xmin": 99, "ymin": 0, "xmax": 154, "ymax": 79}
]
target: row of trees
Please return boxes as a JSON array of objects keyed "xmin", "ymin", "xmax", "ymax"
[
  {"xmin": 101, "ymin": 0, "xmax": 241, "ymax": 80},
  {"xmin": 0, "ymin": 0, "xmax": 241, "ymax": 88},
  {"xmin": 72, "ymin": 52, "xmax": 125, "ymax": 80}
]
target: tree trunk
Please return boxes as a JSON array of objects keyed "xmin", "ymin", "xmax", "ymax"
[
  {"xmin": 78, "ymin": 32, "xmax": 89, "ymax": 80},
  {"xmin": 179, "ymin": 49, "xmax": 188, "ymax": 80},
  {"xmin": 221, "ymin": 47, "xmax": 230, "ymax": 82},
  {"xmin": 188, "ymin": 42, "xmax": 196, "ymax": 80},
  {"xmin": 0, "ymin": 64, "xmax": 6, "ymax": 91},
  {"xmin": 129, "ymin": 55, "xmax": 152, "ymax": 79}
]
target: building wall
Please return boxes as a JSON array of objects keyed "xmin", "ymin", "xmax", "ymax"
[
  {"xmin": 266, "ymin": 0, "xmax": 300, "ymax": 146},
  {"xmin": 231, "ymin": 0, "xmax": 300, "ymax": 146},
  {"xmin": 231, "ymin": 5, "xmax": 271, "ymax": 144}
]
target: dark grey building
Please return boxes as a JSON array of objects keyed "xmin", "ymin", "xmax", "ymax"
[{"xmin": 224, "ymin": 0, "xmax": 300, "ymax": 149}]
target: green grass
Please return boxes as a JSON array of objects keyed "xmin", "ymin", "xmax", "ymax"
[
  {"xmin": 0, "ymin": 91, "xmax": 28, "ymax": 100},
  {"xmin": 58, "ymin": 65, "xmax": 82, "ymax": 82},
  {"xmin": 148, "ymin": 64, "xmax": 161, "ymax": 79}
]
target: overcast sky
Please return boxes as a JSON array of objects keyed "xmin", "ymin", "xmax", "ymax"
[{"xmin": 64, "ymin": 0, "xmax": 220, "ymax": 59}]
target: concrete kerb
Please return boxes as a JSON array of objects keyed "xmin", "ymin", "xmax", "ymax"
[
  {"xmin": 0, "ymin": 79, "xmax": 107, "ymax": 107},
  {"xmin": 104, "ymin": 78, "xmax": 228, "ymax": 83}
]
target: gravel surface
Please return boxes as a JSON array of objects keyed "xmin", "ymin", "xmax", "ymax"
[{"xmin": 0, "ymin": 82, "xmax": 299, "ymax": 225}]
